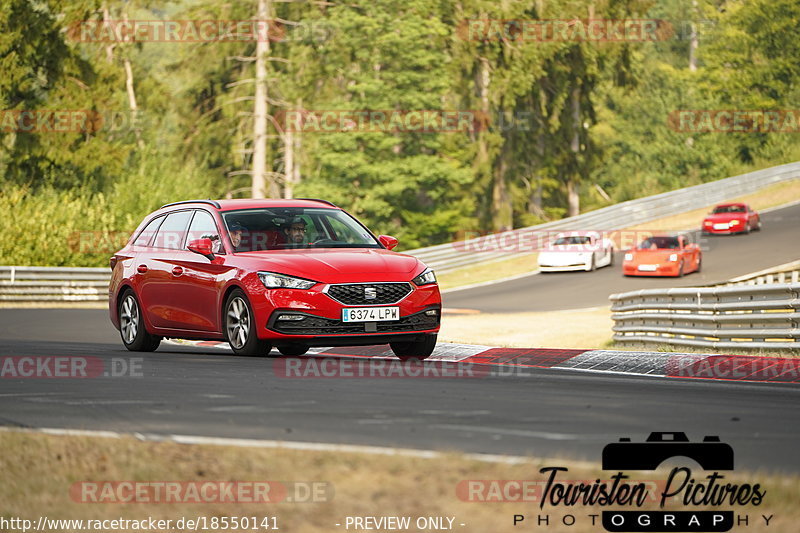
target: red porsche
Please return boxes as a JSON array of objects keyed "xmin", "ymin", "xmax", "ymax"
[
  {"xmin": 622, "ymin": 235, "xmax": 702, "ymax": 277},
  {"xmin": 109, "ymin": 199, "xmax": 441, "ymax": 359},
  {"xmin": 701, "ymin": 203, "xmax": 761, "ymax": 234}
]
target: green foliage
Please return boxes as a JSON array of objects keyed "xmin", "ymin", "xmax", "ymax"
[{"xmin": 1, "ymin": 153, "xmax": 216, "ymax": 266}]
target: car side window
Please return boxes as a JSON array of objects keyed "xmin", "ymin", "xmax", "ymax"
[
  {"xmin": 132, "ymin": 216, "xmax": 164, "ymax": 247},
  {"xmin": 186, "ymin": 210, "xmax": 222, "ymax": 254},
  {"xmin": 153, "ymin": 211, "xmax": 193, "ymax": 250}
]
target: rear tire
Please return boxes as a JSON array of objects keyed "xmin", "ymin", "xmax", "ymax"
[
  {"xmin": 118, "ymin": 290, "xmax": 161, "ymax": 352},
  {"xmin": 754, "ymin": 219, "xmax": 762, "ymax": 231},
  {"xmin": 695, "ymin": 254, "xmax": 702, "ymax": 273},
  {"xmin": 586, "ymin": 255, "xmax": 596, "ymax": 272},
  {"xmin": 677, "ymin": 261, "xmax": 685, "ymax": 277},
  {"xmin": 390, "ymin": 334, "xmax": 437, "ymax": 361},
  {"xmin": 224, "ymin": 289, "xmax": 272, "ymax": 356}
]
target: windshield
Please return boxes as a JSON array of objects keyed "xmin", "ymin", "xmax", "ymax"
[
  {"xmin": 713, "ymin": 205, "xmax": 745, "ymax": 213},
  {"xmin": 638, "ymin": 237, "xmax": 680, "ymax": 250},
  {"xmin": 553, "ymin": 236, "xmax": 592, "ymax": 245},
  {"xmin": 221, "ymin": 208, "xmax": 380, "ymax": 251}
]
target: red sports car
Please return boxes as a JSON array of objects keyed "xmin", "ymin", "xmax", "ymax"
[
  {"xmin": 622, "ymin": 235, "xmax": 702, "ymax": 277},
  {"xmin": 701, "ymin": 203, "xmax": 761, "ymax": 234},
  {"xmin": 109, "ymin": 199, "xmax": 441, "ymax": 359}
]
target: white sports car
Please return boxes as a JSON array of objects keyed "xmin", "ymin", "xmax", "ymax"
[{"xmin": 537, "ymin": 231, "xmax": 615, "ymax": 272}]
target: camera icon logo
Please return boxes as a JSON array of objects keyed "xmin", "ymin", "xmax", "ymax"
[{"xmin": 602, "ymin": 432, "xmax": 734, "ymax": 471}]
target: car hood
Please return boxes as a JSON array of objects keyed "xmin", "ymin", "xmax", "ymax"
[
  {"xmin": 232, "ymin": 248, "xmax": 423, "ymax": 282},
  {"xmin": 539, "ymin": 249, "xmax": 591, "ymax": 262},
  {"xmin": 628, "ymin": 249, "xmax": 679, "ymax": 261},
  {"xmin": 704, "ymin": 212, "xmax": 746, "ymax": 223}
]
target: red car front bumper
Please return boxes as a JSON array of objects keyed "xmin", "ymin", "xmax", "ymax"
[
  {"xmin": 248, "ymin": 281, "xmax": 441, "ymax": 343},
  {"xmin": 622, "ymin": 262, "xmax": 682, "ymax": 277}
]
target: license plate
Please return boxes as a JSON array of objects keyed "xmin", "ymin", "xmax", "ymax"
[
  {"xmin": 342, "ymin": 307, "xmax": 400, "ymax": 322},
  {"xmin": 638, "ymin": 265, "xmax": 657, "ymax": 272},
  {"xmin": 713, "ymin": 223, "xmax": 729, "ymax": 230}
]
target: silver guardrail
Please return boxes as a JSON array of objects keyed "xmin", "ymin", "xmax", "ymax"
[
  {"xmin": 407, "ymin": 161, "xmax": 800, "ymax": 272},
  {"xmin": 0, "ymin": 266, "xmax": 109, "ymax": 302},
  {"xmin": 610, "ymin": 284, "xmax": 800, "ymax": 349}
]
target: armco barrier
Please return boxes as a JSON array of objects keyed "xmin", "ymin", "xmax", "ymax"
[
  {"xmin": 0, "ymin": 266, "xmax": 109, "ymax": 302},
  {"xmin": 408, "ymin": 161, "xmax": 800, "ymax": 272},
  {"xmin": 610, "ymin": 284, "xmax": 800, "ymax": 350}
]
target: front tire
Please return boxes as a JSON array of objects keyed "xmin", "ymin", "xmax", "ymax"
[
  {"xmin": 278, "ymin": 344, "xmax": 309, "ymax": 356},
  {"xmin": 224, "ymin": 290, "xmax": 273, "ymax": 356},
  {"xmin": 390, "ymin": 334, "xmax": 437, "ymax": 361},
  {"xmin": 118, "ymin": 290, "xmax": 161, "ymax": 352}
]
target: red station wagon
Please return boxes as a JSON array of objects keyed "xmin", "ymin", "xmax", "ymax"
[{"xmin": 109, "ymin": 199, "xmax": 441, "ymax": 359}]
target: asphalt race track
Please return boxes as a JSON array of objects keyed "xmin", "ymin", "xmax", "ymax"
[
  {"xmin": 444, "ymin": 202, "xmax": 800, "ymax": 312},
  {"xmin": 1, "ymin": 309, "xmax": 799, "ymax": 473}
]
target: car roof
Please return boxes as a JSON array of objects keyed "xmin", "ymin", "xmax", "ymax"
[
  {"xmin": 714, "ymin": 202, "xmax": 746, "ymax": 208},
  {"xmin": 159, "ymin": 198, "xmax": 338, "ymax": 212}
]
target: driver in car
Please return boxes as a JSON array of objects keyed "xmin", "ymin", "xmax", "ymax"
[
  {"xmin": 284, "ymin": 217, "xmax": 308, "ymax": 245},
  {"xmin": 229, "ymin": 221, "xmax": 247, "ymax": 251}
]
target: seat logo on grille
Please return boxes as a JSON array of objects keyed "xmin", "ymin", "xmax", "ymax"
[{"xmin": 364, "ymin": 287, "xmax": 377, "ymax": 300}]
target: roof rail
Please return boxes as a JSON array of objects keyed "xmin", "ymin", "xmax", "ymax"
[
  {"xmin": 295, "ymin": 198, "xmax": 337, "ymax": 207},
  {"xmin": 160, "ymin": 199, "xmax": 222, "ymax": 209}
]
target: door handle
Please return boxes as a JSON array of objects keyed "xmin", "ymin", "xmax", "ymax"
[
  {"xmin": 172, "ymin": 266, "xmax": 184, "ymax": 276},
  {"xmin": 137, "ymin": 265, "xmax": 148, "ymax": 273}
]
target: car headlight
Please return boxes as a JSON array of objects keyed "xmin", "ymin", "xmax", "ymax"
[
  {"xmin": 703, "ymin": 220, "xmax": 711, "ymax": 225},
  {"xmin": 258, "ymin": 271, "xmax": 317, "ymax": 289},
  {"xmin": 668, "ymin": 254, "xmax": 678, "ymax": 262},
  {"xmin": 412, "ymin": 268, "xmax": 437, "ymax": 286},
  {"xmin": 730, "ymin": 220, "xmax": 740, "ymax": 225},
  {"xmin": 624, "ymin": 253, "xmax": 633, "ymax": 261}
]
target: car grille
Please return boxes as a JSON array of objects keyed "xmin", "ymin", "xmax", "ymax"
[
  {"xmin": 326, "ymin": 283, "xmax": 412, "ymax": 305},
  {"xmin": 270, "ymin": 309, "xmax": 438, "ymax": 335}
]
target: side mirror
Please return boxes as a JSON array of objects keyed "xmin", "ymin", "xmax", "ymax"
[
  {"xmin": 378, "ymin": 235, "xmax": 398, "ymax": 250},
  {"xmin": 187, "ymin": 238, "xmax": 215, "ymax": 260}
]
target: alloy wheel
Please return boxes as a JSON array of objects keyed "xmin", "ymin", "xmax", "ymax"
[
  {"xmin": 226, "ymin": 297, "xmax": 250, "ymax": 349},
  {"xmin": 120, "ymin": 294, "xmax": 139, "ymax": 344}
]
